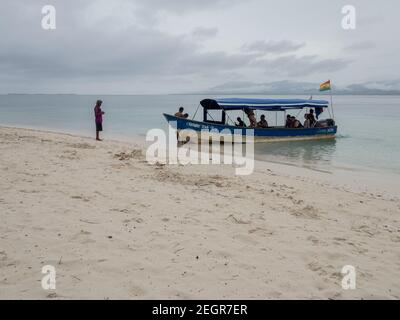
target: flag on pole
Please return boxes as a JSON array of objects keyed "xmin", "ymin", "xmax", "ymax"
[{"xmin": 319, "ymin": 80, "xmax": 331, "ymax": 92}]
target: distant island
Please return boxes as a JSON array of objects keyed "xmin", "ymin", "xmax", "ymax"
[{"xmin": 192, "ymin": 80, "xmax": 400, "ymax": 96}]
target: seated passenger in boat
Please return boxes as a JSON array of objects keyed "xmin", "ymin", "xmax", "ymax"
[
  {"xmin": 244, "ymin": 108, "xmax": 257, "ymax": 127},
  {"xmin": 235, "ymin": 117, "xmax": 246, "ymax": 127},
  {"xmin": 175, "ymin": 107, "xmax": 185, "ymax": 118},
  {"xmin": 304, "ymin": 114, "xmax": 311, "ymax": 128},
  {"xmin": 291, "ymin": 116, "xmax": 303, "ymax": 128},
  {"xmin": 308, "ymin": 109, "xmax": 316, "ymax": 126},
  {"xmin": 285, "ymin": 115, "xmax": 293, "ymax": 128},
  {"xmin": 257, "ymin": 115, "xmax": 268, "ymax": 128}
]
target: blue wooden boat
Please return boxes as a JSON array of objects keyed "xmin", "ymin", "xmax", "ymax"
[{"xmin": 163, "ymin": 98, "xmax": 337, "ymax": 142}]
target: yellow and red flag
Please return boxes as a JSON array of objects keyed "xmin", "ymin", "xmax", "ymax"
[{"xmin": 319, "ymin": 80, "xmax": 331, "ymax": 92}]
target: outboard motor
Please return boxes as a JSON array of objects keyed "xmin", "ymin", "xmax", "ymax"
[
  {"xmin": 326, "ymin": 119, "xmax": 335, "ymax": 127},
  {"xmin": 316, "ymin": 119, "xmax": 335, "ymax": 128}
]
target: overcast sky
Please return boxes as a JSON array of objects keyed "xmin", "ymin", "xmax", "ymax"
[{"xmin": 1, "ymin": 0, "xmax": 399, "ymax": 94}]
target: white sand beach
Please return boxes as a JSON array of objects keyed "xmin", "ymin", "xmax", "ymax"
[{"xmin": 0, "ymin": 126, "xmax": 399, "ymax": 300}]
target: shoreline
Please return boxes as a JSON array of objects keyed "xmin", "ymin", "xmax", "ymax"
[
  {"xmin": 1, "ymin": 126, "xmax": 399, "ymax": 299},
  {"xmin": 1, "ymin": 124, "xmax": 398, "ymax": 200}
]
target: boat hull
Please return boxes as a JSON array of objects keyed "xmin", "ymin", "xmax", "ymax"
[{"xmin": 163, "ymin": 113, "xmax": 337, "ymax": 142}]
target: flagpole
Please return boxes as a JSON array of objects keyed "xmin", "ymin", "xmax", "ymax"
[{"xmin": 330, "ymin": 81, "xmax": 335, "ymax": 120}]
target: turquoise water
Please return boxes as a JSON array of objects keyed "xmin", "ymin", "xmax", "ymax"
[{"xmin": 0, "ymin": 94, "xmax": 399, "ymax": 176}]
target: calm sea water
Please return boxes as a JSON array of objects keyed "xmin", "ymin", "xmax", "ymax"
[{"xmin": 0, "ymin": 94, "xmax": 399, "ymax": 177}]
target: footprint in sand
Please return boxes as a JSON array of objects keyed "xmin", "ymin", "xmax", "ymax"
[
  {"xmin": 390, "ymin": 235, "xmax": 400, "ymax": 243},
  {"xmin": 111, "ymin": 208, "xmax": 129, "ymax": 213},
  {"xmin": 68, "ymin": 143, "xmax": 95, "ymax": 150},
  {"xmin": 59, "ymin": 150, "xmax": 79, "ymax": 160},
  {"xmin": 291, "ymin": 205, "xmax": 321, "ymax": 219},
  {"xmin": 0, "ymin": 251, "xmax": 7, "ymax": 264},
  {"xmin": 70, "ymin": 230, "xmax": 93, "ymax": 242},
  {"xmin": 114, "ymin": 150, "xmax": 142, "ymax": 161},
  {"xmin": 129, "ymin": 285, "xmax": 146, "ymax": 297},
  {"xmin": 307, "ymin": 235, "xmax": 321, "ymax": 245},
  {"xmin": 71, "ymin": 195, "xmax": 90, "ymax": 202},
  {"xmin": 19, "ymin": 190, "xmax": 40, "ymax": 194},
  {"xmin": 226, "ymin": 214, "xmax": 251, "ymax": 225},
  {"xmin": 233, "ymin": 234, "xmax": 259, "ymax": 245},
  {"xmin": 307, "ymin": 261, "xmax": 329, "ymax": 276},
  {"xmin": 351, "ymin": 224, "xmax": 379, "ymax": 236},
  {"xmin": 248, "ymin": 227, "xmax": 274, "ymax": 237}
]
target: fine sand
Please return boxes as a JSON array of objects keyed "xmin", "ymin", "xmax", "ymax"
[{"xmin": 0, "ymin": 126, "xmax": 399, "ymax": 300}]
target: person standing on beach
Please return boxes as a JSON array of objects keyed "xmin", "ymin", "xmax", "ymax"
[{"xmin": 94, "ymin": 100, "xmax": 105, "ymax": 141}]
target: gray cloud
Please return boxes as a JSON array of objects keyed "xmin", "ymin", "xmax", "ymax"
[
  {"xmin": 175, "ymin": 51, "xmax": 260, "ymax": 74},
  {"xmin": 344, "ymin": 41, "xmax": 376, "ymax": 51},
  {"xmin": 243, "ymin": 40, "xmax": 305, "ymax": 54},
  {"xmin": 0, "ymin": 1, "xmax": 212, "ymax": 80},
  {"xmin": 191, "ymin": 27, "xmax": 219, "ymax": 40},
  {"xmin": 131, "ymin": 0, "xmax": 244, "ymax": 26},
  {"xmin": 251, "ymin": 55, "xmax": 351, "ymax": 77},
  {"xmin": 136, "ymin": 0, "xmax": 243, "ymax": 14},
  {"xmin": 0, "ymin": 1, "xmax": 259, "ymax": 85},
  {"xmin": 0, "ymin": 0, "xmax": 397, "ymax": 94}
]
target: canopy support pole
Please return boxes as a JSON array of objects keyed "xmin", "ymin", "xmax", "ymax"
[
  {"xmin": 206, "ymin": 110, "xmax": 215, "ymax": 122},
  {"xmin": 330, "ymin": 90, "xmax": 335, "ymax": 120},
  {"xmin": 223, "ymin": 109, "xmax": 235, "ymax": 126},
  {"xmin": 192, "ymin": 104, "xmax": 200, "ymax": 120},
  {"xmin": 284, "ymin": 110, "xmax": 286, "ymax": 128}
]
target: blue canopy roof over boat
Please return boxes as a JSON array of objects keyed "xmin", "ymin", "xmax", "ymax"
[{"xmin": 200, "ymin": 98, "xmax": 329, "ymax": 111}]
